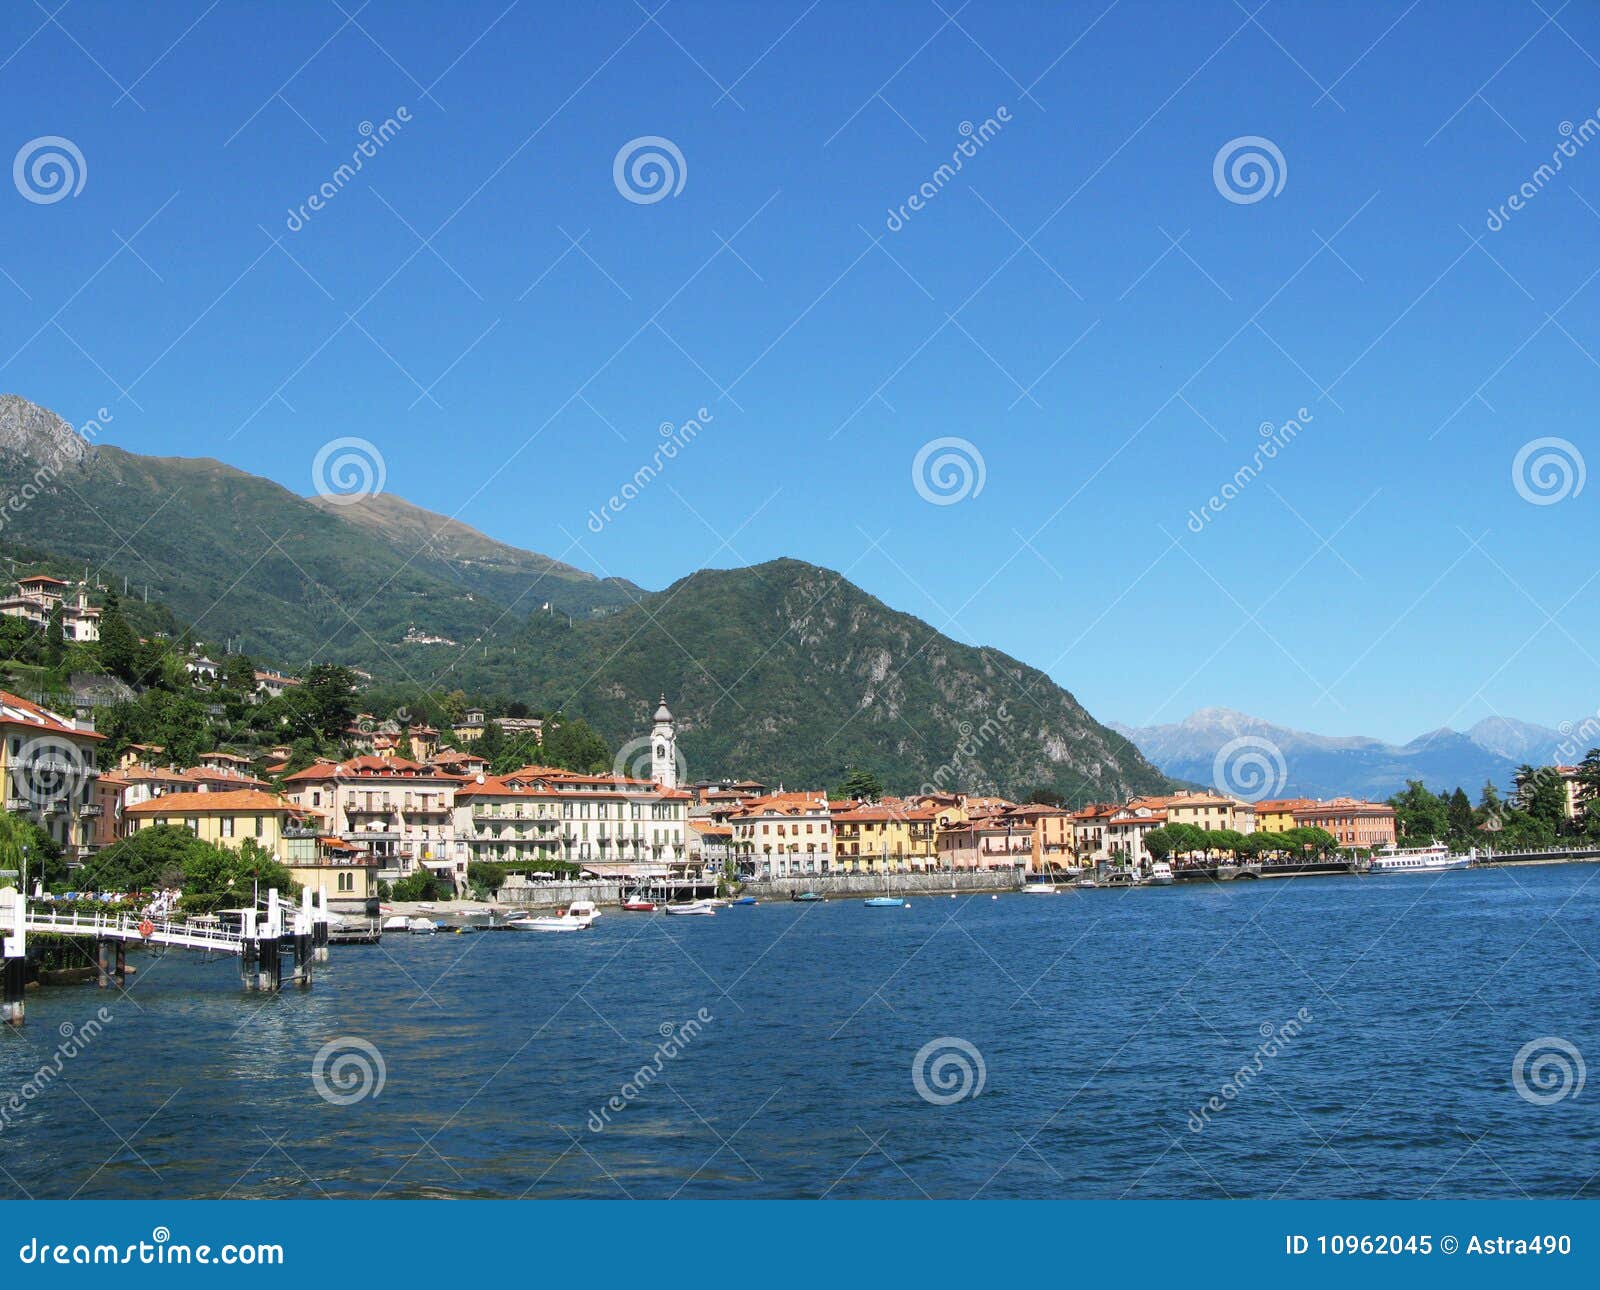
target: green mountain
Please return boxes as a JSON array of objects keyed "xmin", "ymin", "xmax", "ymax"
[
  {"xmin": 305, "ymin": 492, "xmax": 643, "ymax": 617},
  {"xmin": 0, "ymin": 395, "xmax": 1169, "ymax": 802}
]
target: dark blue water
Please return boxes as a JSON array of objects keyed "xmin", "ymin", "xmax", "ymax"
[{"xmin": 3, "ymin": 864, "xmax": 1596, "ymax": 1199}]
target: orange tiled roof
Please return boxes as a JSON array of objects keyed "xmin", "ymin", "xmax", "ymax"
[
  {"xmin": 126, "ymin": 789, "xmax": 298, "ymax": 815},
  {"xmin": 0, "ymin": 690, "xmax": 105, "ymax": 740}
]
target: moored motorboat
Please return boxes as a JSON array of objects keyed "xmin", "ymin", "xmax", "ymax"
[
  {"xmin": 730, "ymin": 895, "xmax": 757, "ymax": 906},
  {"xmin": 406, "ymin": 916, "xmax": 438, "ymax": 934},
  {"xmin": 664, "ymin": 900, "xmax": 716, "ymax": 916},
  {"xmin": 1145, "ymin": 861, "xmax": 1175, "ymax": 886},
  {"xmin": 508, "ymin": 901, "xmax": 597, "ymax": 932},
  {"xmin": 791, "ymin": 891, "xmax": 825, "ymax": 902},
  {"xmin": 381, "ymin": 915, "xmax": 410, "ymax": 933},
  {"xmin": 621, "ymin": 895, "xmax": 657, "ymax": 912}
]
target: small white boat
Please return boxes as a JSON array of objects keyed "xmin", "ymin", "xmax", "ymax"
[
  {"xmin": 1145, "ymin": 861, "xmax": 1175, "ymax": 886},
  {"xmin": 381, "ymin": 915, "xmax": 409, "ymax": 933},
  {"xmin": 664, "ymin": 900, "xmax": 716, "ymax": 916},
  {"xmin": 406, "ymin": 917, "xmax": 438, "ymax": 934},
  {"xmin": 508, "ymin": 904, "xmax": 595, "ymax": 932},
  {"xmin": 1020, "ymin": 882, "xmax": 1058, "ymax": 895},
  {"xmin": 1369, "ymin": 843, "xmax": 1472, "ymax": 874}
]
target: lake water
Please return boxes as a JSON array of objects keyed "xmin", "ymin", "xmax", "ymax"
[{"xmin": 3, "ymin": 863, "xmax": 1596, "ymax": 1199}]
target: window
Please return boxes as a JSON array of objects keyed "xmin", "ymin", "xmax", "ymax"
[{"xmin": 221, "ymin": 817, "xmax": 235, "ymax": 838}]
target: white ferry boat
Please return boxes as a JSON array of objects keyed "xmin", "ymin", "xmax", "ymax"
[{"xmin": 1368, "ymin": 843, "xmax": 1473, "ymax": 874}]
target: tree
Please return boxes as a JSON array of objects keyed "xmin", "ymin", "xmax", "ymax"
[
  {"xmin": 1389, "ymin": 781, "xmax": 1448, "ymax": 844},
  {"xmin": 1526, "ymin": 771, "xmax": 1569, "ymax": 834},
  {"xmin": 1447, "ymin": 787, "xmax": 1475, "ymax": 840},
  {"xmin": 179, "ymin": 838, "xmax": 298, "ymax": 914},
  {"xmin": 834, "ymin": 767, "xmax": 884, "ymax": 802},
  {"xmin": 1575, "ymin": 749, "xmax": 1600, "ymax": 819},
  {"xmin": 0, "ymin": 811, "xmax": 65, "ymax": 892},
  {"xmin": 302, "ymin": 665, "xmax": 358, "ymax": 743},
  {"xmin": 1476, "ymin": 780, "xmax": 1503, "ymax": 820},
  {"xmin": 44, "ymin": 603, "xmax": 65, "ymax": 667},
  {"xmin": 77, "ymin": 825, "xmax": 205, "ymax": 892},
  {"xmin": 97, "ymin": 593, "xmax": 139, "ymax": 682},
  {"xmin": 539, "ymin": 716, "xmax": 610, "ymax": 774}
]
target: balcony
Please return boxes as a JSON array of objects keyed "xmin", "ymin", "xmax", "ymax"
[{"xmin": 77, "ymin": 804, "xmax": 103, "ymax": 818}]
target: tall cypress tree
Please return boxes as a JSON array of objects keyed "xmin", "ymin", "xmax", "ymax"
[{"xmin": 98, "ymin": 592, "xmax": 138, "ymax": 682}]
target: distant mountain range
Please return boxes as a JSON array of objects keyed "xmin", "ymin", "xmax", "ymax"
[
  {"xmin": 1110, "ymin": 708, "xmax": 1577, "ymax": 801},
  {"xmin": 0, "ymin": 394, "xmax": 1170, "ymax": 804}
]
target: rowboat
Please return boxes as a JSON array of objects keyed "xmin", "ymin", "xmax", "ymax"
[
  {"xmin": 730, "ymin": 895, "xmax": 757, "ymax": 905},
  {"xmin": 664, "ymin": 900, "xmax": 716, "ymax": 916}
]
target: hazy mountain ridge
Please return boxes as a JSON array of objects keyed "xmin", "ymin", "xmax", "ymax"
[{"xmin": 1112, "ymin": 707, "xmax": 1571, "ymax": 800}]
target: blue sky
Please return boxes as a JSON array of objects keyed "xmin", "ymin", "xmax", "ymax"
[{"xmin": 2, "ymin": 0, "xmax": 1598, "ymax": 743}]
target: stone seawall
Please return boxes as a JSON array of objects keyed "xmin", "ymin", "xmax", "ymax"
[{"xmin": 742, "ymin": 870, "xmax": 1022, "ymax": 900}]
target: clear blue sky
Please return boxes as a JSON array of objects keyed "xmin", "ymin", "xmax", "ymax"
[{"xmin": 3, "ymin": 0, "xmax": 1597, "ymax": 743}]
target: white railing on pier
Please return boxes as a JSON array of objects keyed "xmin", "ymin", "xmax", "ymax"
[{"xmin": 21, "ymin": 907, "xmax": 246, "ymax": 955}]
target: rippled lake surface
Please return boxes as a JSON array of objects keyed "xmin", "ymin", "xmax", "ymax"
[{"xmin": 3, "ymin": 863, "xmax": 1597, "ymax": 1199}]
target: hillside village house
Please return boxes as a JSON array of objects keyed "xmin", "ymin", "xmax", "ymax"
[
  {"xmin": 730, "ymin": 791, "xmax": 834, "ymax": 878},
  {"xmin": 0, "ymin": 691, "xmax": 105, "ymax": 859},
  {"xmin": 282, "ymin": 756, "xmax": 464, "ymax": 890},
  {"xmin": 252, "ymin": 669, "xmax": 301, "ymax": 702},
  {"xmin": 0, "ymin": 575, "xmax": 101, "ymax": 642}
]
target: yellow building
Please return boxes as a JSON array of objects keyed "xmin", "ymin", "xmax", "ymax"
[
  {"xmin": 831, "ymin": 800, "xmax": 946, "ymax": 871},
  {"xmin": 1254, "ymin": 798, "xmax": 1316, "ymax": 834},
  {"xmin": 123, "ymin": 789, "xmax": 305, "ymax": 859}
]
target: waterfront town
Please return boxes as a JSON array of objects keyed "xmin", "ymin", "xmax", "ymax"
[{"xmin": 2, "ymin": 572, "xmax": 1597, "ymax": 924}]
